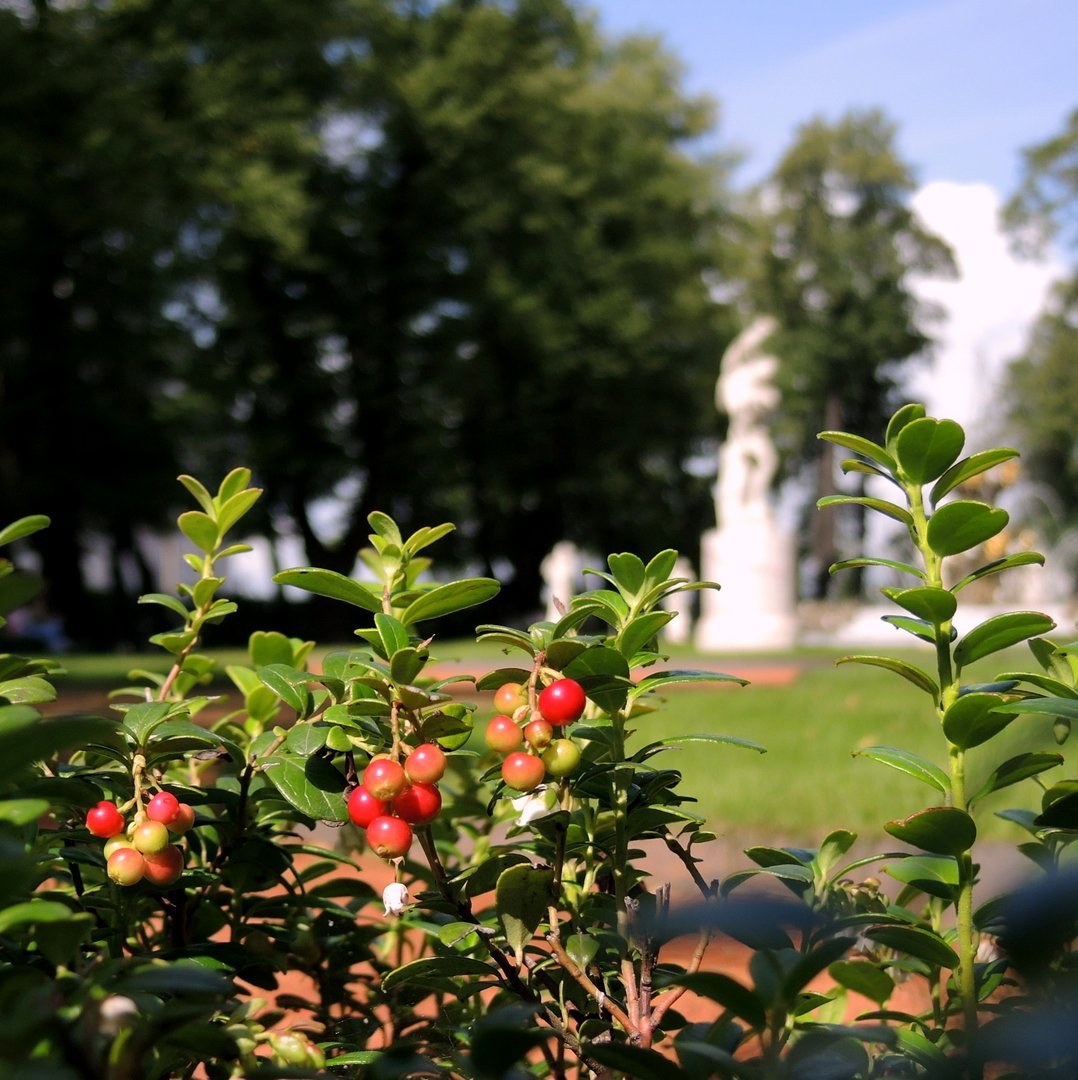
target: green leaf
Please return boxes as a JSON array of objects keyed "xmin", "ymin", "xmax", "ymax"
[
  {"xmin": 865, "ymin": 925, "xmax": 959, "ymax": 969},
  {"xmin": 0, "ymin": 515, "xmax": 50, "ymax": 547},
  {"xmin": 885, "ymin": 855, "xmax": 963, "ymax": 898},
  {"xmin": 367, "ymin": 511, "xmax": 403, "ymax": 546},
  {"xmin": 0, "ymin": 676, "xmax": 56, "ymax": 704},
  {"xmin": 117, "ymin": 963, "xmax": 234, "ymax": 997},
  {"xmin": 828, "ymin": 961, "xmax": 894, "ymax": 1005},
  {"xmin": 951, "ymin": 551, "xmax": 1046, "ymax": 593},
  {"xmin": 657, "ymin": 733, "xmax": 766, "ymax": 754},
  {"xmin": 885, "ymin": 403, "xmax": 926, "ymax": 447},
  {"xmin": 661, "ymin": 971, "xmax": 766, "ymax": 1027},
  {"xmin": 931, "ymin": 448, "xmax": 1021, "ymax": 505},
  {"xmin": 496, "ymin": 863, "xmax": 554, "ymax": 957},
  {"xmin": 836, "ymin": 655, "xmax": 938, "ymax": 697},
  {"xmin": 853, "ymin": 746, "xmax": 948, "ymax": 794},
  {"xmin": 177, "ymin": 510, "xmax": 219, "ymax": 553},
  {"xmin": 273, "ymin": 567, "xmax": 381, "ymax": 612},
  {"xmin": 563, "ymin": 646, "xmax": 632, "ymax": 713},
  {"xmin": 894, "ymin": 417, "xmax": 964, "ymax": 484},
  {"xmin": 926, "ymin": 500, "xmax": 1008, "ymax": 557},
  {"xmin": 390, "ymin": 647, "xmax": 426, "ymax": 685},
  {"xmin": 585, "ymin": 1043, "xmax": 680, "ymax": 1080},
  {"xmin": 885, "ymin": 807, "xmax": 976, "ymax": 856},
  {"xmin": 942, "ymin": 692, "xmax": 1018, "ymax": 750},
  {"xmin": 615, "ymin": 611, "xmax": 675, "ymax": 660},
  {"xmin": 402, "ymin": 522, "xmax": 455, "ymax": 558},
  {"xmin": 630, "ymin": 668, "xmax": 748, "ymax": 699},
  {"xmin": 954, "ymin": 611, "xmax": 1056, "ymax": 668},
  {"xmin": 261, "ymin": 753, "xmax": 347, "ymax": 821},
  {"xmin": 398, "ymin": 578, "xmax": 500, "ymax": 625},
  {"xmin": 829, "ymin": 556, "xmax": 924, "ymax": 581},
  {"xmin": 249, "ymin": 630, "xmax": 298, "ymax": 668},
  {"xmin": 644, "ymin": 549, "xmax": 680, "ymax": 585},
  {"xmin": 817, "ymin": 494, "xmax": 912, "ymax": 527},
  {"xmin": 257, "ymin": 664, "xmax": 310, "ymax": 716},
  {"xmin": 607, "ymin": 552, "xmax": 646, "ymax": 597},
  {"xmin": 565, "ymin": 933, "xmax": 599, "ymax": 970},
  {"xmin": 0, "ymin": 899, "xmax": 78, "ymax": 934},
  {"xmin": 122, "ymin": 701, "xmax": 186, "ymax": 742},
  {"xmin": 1007, "ymin": 697, "xmax": 1078, "ymax": 721},
  {"xmin": 881, "ymin": 586, "xmax": 956, "ymax": 625},
  {"xmin": 215, "ymin": 489, "xmax": 261, "ymax": 535},
  {"xmin": 381, "ymin": 955, "xmax": 498, "ymax": 991},
  {"xmin": 817, "ymin": 430, "xmax": 896, "ymax": 469},
  {"xmin": 972, "ymin": 752, "xmax": 1063, "ymax": 804},
  {"xmin": 880, "ymin": 615, "xmax": 939, "ymax": 644},
  {"xmin": 138, "ymin": 592, "xmax": 190, "ymax": 619},
  {"xmin": 0, "ymin": 798, "xmax": 49, "ymax": 825},
  {"xmin": 375, "ymin": 613, "xmax": 411, "ymax": 657},
  {"xmin": 216, "ymin": 467, "xmax": 253, "ymax": 503}
]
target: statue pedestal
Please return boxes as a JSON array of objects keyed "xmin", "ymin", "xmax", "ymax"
[{"xmin": 695, "ymin": 519, "xmax": 797, "ymax": 651}]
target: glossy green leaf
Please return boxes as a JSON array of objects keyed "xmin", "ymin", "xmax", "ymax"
[
  {"xmin": 607, "ymin": 552, "xmax": 646, "ymax": 597},
  {"xmin": 177, "ymin": 510, "xmax": 218, "ymax": 552},
  {"xmin": 972, "ymin": 752, "xmax": 1063, "ymax": 804},
  {"xmin": 258, "ymin": 664, "xmax": 310, "ymax": 716},
  {"xmin": 880, "ymin": 615, "xmax": 939, "ymax": 644},
  {"xmin": 0, "ymin": 676, "xmax": 55, "ymax": 705},
  {"xmin": 661, "ymin": 971, "xmax": 766, "ymax": 1027},
  {"xmin": 215, "ymin": 467, "xmax": 252, "ymax": 503},
  {"xmin": 399, "ymin": 578, "xmax": 500, "ymax": 625},
  {"xmin": 274, "ymin": 567, "xmax": 382, "ymax": 612},
  {"xmin": 0, "ymin": 798, "xmax": 49, "ymax": 825},
  {"xmin": 215, "ymin": 488, "xmax": 261, "ymax": 535},
  {"xmin": 865, "ymin": 925, "xmax": 959, "ymax": 969},
  {"xmin": 954, "ymin": 611, "xmax": 1056, "ymax": 668},
  {"xmin": 817, "ymin": 494, "xmax": 912, "ymax": 527},
  {"xmin": 660, "ymin": 733, "xmax": 766, "ymax": 753},
  {"xmin": 565, "ymin": 933, "xmax": 599, "ymax": 971},
  {"xmin": 564, "ymin": 647, "xmax": 631, "ymax": 713},
  {"xmin": 885, "ymin": 807, "xmax": 976, "ymax": 855},
  {"xmin": 630, "ymin": 668, "xmax": 748, "ymax": 700},
  {"xmin": 837, "ymin": 655, "xmax": 938, "ymax": 697},
  {"xmin": 0, "ymin": 899, "xmax": 79, "ymax": 934},
  {"xmin": 616, "ymin": 611, "xmax": 675, "ymax": 660},
  {"xmin": 828, "ymin": 961, "xmax": 894, "ymax": 1005},
  {"xmin": 894, "ymin": 417, "xmax": 965, "ymax": 484},
  {"xmin": 829, "ymin": 556, "xmax": 924, "ymax": 581},
  {"xmin": 585, "ymin": 1044, "xmax": 677, "ymax": 1080},
  {"xmin": 248, "ymin": 630, "xmax": 297, "ymax": 669},
  {"xmin": 885, "ymin": 403, "xmax": 927, "ymax": 446},
  {"xmin": 0, "ymin": 515, "xmax": 50, "ymax": 547},
  {"xmin": 942, "ymin": 692, "xmax": 1018, "ymax": 749},
  {"xmin": 137, "ymin": 592, "xmax": 189, "ymax": 619},
  {"xmin": 389, "ymin": 647, "xmax": 426, "ymax": 685},
  {"xmin": 496, "ymin": 863, "xmax": 554, "ymax": 957},
  {"xmin": 952, "ymin": 550, "xmax": 1046, "ymax": 593},
  {"xmin": 122, "ymin": 701, "xmax": 187, "ymax": 742},
  {"xmin": 644, "ymin": 548, "xmax": 680, "ymax": 585},
  {"xmin": 930, "ymin": 448, "xmax": 1020, "ymax": 505},
  {"xmin": 853, "ymin": 747, "xmax": 948, "ymax": 793},
  {"xmin": 882, "ymin": 854, "xmax": 959, "ymax": 900},
  {"xmin": 818, "ymin": 430, "xmax": 896, "ymax": 469},
  {"xmin": 374, "ymin": 612, "xmax": 410, "ymax": 657},
  {"xmin": 881, "ymin": 586, "xmax": 956, "ymax": 624},
  {"xmin": 926, "ymin": 500, "xmax": 1007, "ymax": 557},
  {"xmin": 381, "ymin": 954, "xmax": 497, "ymax": 991},
  {"xmin": 261, "ymin": 753, "xmax": 347, "ymax": 821},
  {"xmin": 1007, "ymin": 697, "xmax": 1078, "ymax": 721}
]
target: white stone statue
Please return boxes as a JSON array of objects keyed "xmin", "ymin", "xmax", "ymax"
[
  {"xmin": 696, "ymin": 315, "xmax": 797, "ymax": 651},
  {"xmin": 540, "ymin": 541, "xmax": 581, "ymax": 622},
  {"xmin": 715, "ymin": 315, "xmax": 780, "ymax": 525}
]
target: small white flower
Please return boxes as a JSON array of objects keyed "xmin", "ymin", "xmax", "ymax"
[
  {"xmin": 511, "ymin": 786, "xmax": 557, "ymax": 828},
  {"xmin": 382, "ymin": 881, "xmax": 410, "ymax": 917},
  {"xmin": 99, "ymin": 995, "xmax": 138, "ymax": 1036}
]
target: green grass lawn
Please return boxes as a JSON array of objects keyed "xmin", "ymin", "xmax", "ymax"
[{"xmin": 44, "ymin": 641, "xmax": 1062, "ymax": 849}]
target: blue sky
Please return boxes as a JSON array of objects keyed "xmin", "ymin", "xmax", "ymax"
[{"xmin": 588, "ymin": 0, "xmax": 1076, "ymax": 193}]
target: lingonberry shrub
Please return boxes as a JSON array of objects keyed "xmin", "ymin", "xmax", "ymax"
[{"xmin": 3, "ymin": 410, "xmax": 1075, "ymax": 1078}]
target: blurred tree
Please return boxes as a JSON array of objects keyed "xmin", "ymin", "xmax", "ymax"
[
  {"xmin": 0, "ymin": 0, "xmax": 738, "ymax": 634},
  {"xmin": 742, "ymin": 109, "xmax": 955, "ymax": 597},
  {"xmin": 1002, "ymin": 109, "xmax": 1078, "ymax": 536},
  {"xmin": 189, "ymin": 0, "xmax": 739, "ymax": 617}
]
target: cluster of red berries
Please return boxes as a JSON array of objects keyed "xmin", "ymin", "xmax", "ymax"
[
  {"xmin": 85, "ymin": 792, "xmax": 195, "ymax": 888},
  {"xmin": 346, "ymin": 743, "xmax": 447, "ymax": 860},
  {"xmin": 485, "ymin": 678, "xmax": 586, "ymax": 792}
]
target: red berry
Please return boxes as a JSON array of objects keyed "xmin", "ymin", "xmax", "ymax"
[
  {"xmin": 347, "ymin": 786, "xmax": 388, "ymax": 829},
  {"xmin": 362, "ymin": 758, "xmax": 407, "ymax": 800},
  {"xmin": 146, "ymin": 791, "xmax": 180, "ymax": 826},
  {"xmin": 405, "ymin": 743, "xmax": 446, "ymax": 785},
  {"xmin": 542, "ymin": 738, "xmax": 582, "ymax": 777},
  {"xmin": 366, "ymin": 815, "xmax": 413, "ymax": 859},
  {"xmin": 107, "ymin": 846, "xmax": 146, "ymax": 886},
  {"xmin": 524, "ymin": 718, "xmax": 554, "ymax": 749},
  {"xmin": 392, "ymin": 782, "xmax": 442, "ymax": 825},
  {"xmin": 132, "ymin": 820, "xmax": 170, "ymax": 855},
  {"xmin": 501, "ymin": 751, "xmax": 545, "ymax": 792},
  {"xmin": 538, "ymin": 678, "xmax": 586, "ymax": 726},
  {"xmin": 142, "ymin": 844, "xmax": 184, "ymax": 888},
  {"xmin": 86, "ymin": 801, "xmax": 125, "ymax": 838},
  {"xmin": 485, "ymin": 714, "xmax": 523, "ymax": 753},
  {"xmin": 169, "ymin": 803, "xmax": 196, "ymax": 836},
  {"xmin": 494, "ymin": 681, "xmax": 527, "ymax": 714}
]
